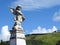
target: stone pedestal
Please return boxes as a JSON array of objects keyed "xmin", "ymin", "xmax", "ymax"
[{"xmin": 10, "ymin": 29, "xmax": 26, "ymax": 45}]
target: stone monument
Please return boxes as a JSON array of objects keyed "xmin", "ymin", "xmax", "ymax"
[{"xmin": 10, "ymin": 5, "xmax": 26, "ymax": 45}]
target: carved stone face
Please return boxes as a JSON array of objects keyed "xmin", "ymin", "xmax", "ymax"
[{"xmin": 16, "ymin": 6, "xmax": 22, "ymax": 10}]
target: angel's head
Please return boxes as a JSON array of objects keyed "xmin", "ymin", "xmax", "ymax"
[{"xmin": 16, "ymin": 5, "xmax": 22, "ymax": 10}]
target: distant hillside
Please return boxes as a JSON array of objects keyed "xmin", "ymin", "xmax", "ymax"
[
  {"xmin": 0, "ymin": 32, "xmax": 60, "ymax": 45},
  {"xmin": 26, "ymin": 32, "xmax": 60, "ymax": 45}
]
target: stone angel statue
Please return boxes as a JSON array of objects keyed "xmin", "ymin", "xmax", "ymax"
[{"xmin": 10, "ymin": 5, "xmax": 25, "ymax": 30}]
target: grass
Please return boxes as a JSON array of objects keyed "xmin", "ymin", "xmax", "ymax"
[{"xmin": 26, "ymin": 32, "xmax": 60, "ymax": 45}]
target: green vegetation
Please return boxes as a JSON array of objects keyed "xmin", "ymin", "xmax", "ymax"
[
  {"xmin": 26, "ymin": 32, "xmax": 60, "ymax": 45},
  {"xmin": 0, "ymin": 40, "xmax": 9, "ymax": 45},
  {"xmin": 0, "ymin": 32, "xmax": 60, "ymax": 45}
]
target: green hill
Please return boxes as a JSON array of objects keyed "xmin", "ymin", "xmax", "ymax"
[
  {"xmin": 0, "ymin": 32, "xmax": 60, "ymax": 45},
  {"xmin": 26, "ymin": 32, "xmax": 60, "ymax": 45}
]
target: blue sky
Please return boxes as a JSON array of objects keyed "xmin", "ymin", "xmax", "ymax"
[{"xmin": 0, "ymin": 0, "xmax": 60, "ymax": 41}]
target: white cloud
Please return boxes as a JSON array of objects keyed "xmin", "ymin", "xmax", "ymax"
[
  {"xmin": 53, "ymin": 10, "xmax": 60, "ymax": 21},
  {"xmin": 30, "ymin": 26, "xmax": 58, "ymax": 34},
  {"xmin": 11, "ymin": 0, "xmax": 60, "ymax": 10},
  {"xmin": 0, "ymin": 25, "xmax": 10, "ymax": 41}
]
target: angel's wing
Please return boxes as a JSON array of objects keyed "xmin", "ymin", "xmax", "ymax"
[{"xmin": 10, "ymin": 8, "xmax": 17, "ymax": 15}]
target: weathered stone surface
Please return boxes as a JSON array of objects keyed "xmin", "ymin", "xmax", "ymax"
[{"xmin": 10, "ymin": 5, "xmax": 26, "ymax": 45}]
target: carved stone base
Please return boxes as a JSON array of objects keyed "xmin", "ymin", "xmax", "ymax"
[{"xmin": 10, "ymin": 30, "xmax": 26, "ymax": 45}]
